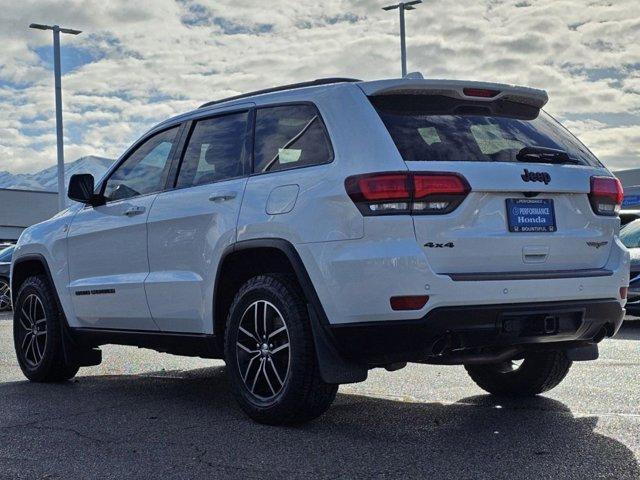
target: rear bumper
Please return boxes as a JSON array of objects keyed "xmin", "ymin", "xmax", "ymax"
[
  {"xmin": 298, "ymin": 230, "xmax": 630, "ymax": 326},
  {"xmin": 328, "ymin": 299, "xmax": 624, "ymax": 365}
]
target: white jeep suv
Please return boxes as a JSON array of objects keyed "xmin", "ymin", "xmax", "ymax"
[{"xmin": 11, "ymin": 78, "xmax": 629, "ymax": 424}]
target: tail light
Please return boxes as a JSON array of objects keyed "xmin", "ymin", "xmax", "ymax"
[
  {"xmin": 345, "ymin": 172, "xmax": 470, "ymax": 216},
  {"xmin": 589, "ymin": 176, "xmax": 623, "ymax": 216}
]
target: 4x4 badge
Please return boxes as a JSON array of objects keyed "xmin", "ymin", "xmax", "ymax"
[
  {"xmin": 424, "ymin": 242, "xmax": 454, "ymax": 248},
  {"xmin": 521, "ymin": 169, "xmax": 551, "ymax": 185}
]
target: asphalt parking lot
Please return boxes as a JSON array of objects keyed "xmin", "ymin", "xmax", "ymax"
[{"xmin": 0, "ymin": 311, "xmax": 638, "ymax": 479}]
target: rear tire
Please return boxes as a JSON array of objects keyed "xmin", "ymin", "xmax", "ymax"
[
  {"xmin": 13, "ymin": 276, "xmax": 80, "ymax": 382},
  {"xmin": 465, "ymin": 350, "xmax": 572, "ymax": 397},
  {"xmin": 224, "ymin": 274, "xmax": 338, "ymax": 425},
  {"xmin": 625, "ymin": 303, "xmax": 640, "ymax": 317}
]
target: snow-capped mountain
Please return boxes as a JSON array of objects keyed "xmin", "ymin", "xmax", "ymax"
[{"xmin": 0, "ymin": 156, "xmax": 114, "ymax": 192}]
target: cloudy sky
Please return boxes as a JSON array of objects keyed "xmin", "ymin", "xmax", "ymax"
[{"xmin": 0, "ymin": 0, "xmax": 639, "ymax": 175}]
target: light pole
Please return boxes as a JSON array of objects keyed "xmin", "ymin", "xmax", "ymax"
[
  {"xmin": 382, "ymin": 1, "xmax": 422, "ymax": 78},
  {"xmin": 29, "ymin": 23, "xmax": 82, "ymax": 211}
]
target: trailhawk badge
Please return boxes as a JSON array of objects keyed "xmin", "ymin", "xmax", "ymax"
[{"xmin": 521, "ymin": 169, "xmax": 551, "ymax": 185}]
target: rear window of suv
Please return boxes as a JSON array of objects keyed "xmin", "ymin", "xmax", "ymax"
[{"xmin": 370, "ymin": 94, "xmax": 600, "ymax": 166}]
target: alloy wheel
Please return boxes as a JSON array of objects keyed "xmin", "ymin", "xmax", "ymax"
[
  {"xmin": 236, "ymin": 300, "xmax": 290, "ymax": 401},
  {"xmin": 17, "ymin": 294, "xmax": 48, "ymax": 368},
  {"xmin": 0, "ymin": 280, "xmax": 10, "ymax": 311}
]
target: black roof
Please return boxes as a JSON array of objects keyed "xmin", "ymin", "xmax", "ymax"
[{"xmin": 199, "ymin": 77, "xmax": 361, "ymax": 109}]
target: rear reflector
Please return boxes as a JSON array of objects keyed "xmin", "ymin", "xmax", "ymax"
[
  {"xmin": 463, "ymin": 88, "xmax": 500, "ymax": 98},
  {"xmin": 345, "ymin": 172, "xmax": 470, "ymax": 216},
  {"xmin": 589, "ymin": 176, "xmax": 623, "ymax": 217},
  {"xmin": 620, "ymin": 287, "xmax": 628, "ymax": 300},
  {"xmin": 390, "ymin": 295, "xmax": 429, "ymax": 311}
]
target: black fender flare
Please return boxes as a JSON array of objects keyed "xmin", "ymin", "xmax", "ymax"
[
  {"xmin": 215, "ymin": 238, "xmax": 367, "ymax": 384},
  {"xmin": 11, "ymin": 253, "xmax": 55, "ymax": 305}
]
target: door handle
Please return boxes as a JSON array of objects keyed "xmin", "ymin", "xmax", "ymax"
[
  {"xmin": 209, "ymin": 191, "xmax": 237, "ymax": 202},
  {"xmin": 123, "ymin": 206, "xmax": 146, "ymax": 216}
]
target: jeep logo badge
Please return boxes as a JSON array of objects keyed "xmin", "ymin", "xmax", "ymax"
[{"xmin": 521, "ymin": 169, "xmax": 551, "ymax": 185}]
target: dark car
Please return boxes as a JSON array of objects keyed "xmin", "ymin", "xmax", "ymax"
[
  {"xmin": 620, "ymin": 220, "xmax": 640, "ymax": 315},
  {"xmin": 0, "ymin": 245, "xmax": 14, "ymax": 311},
  {"xmin": 620, "ymin": 209, "xmax": 640, "ymax": 227}
]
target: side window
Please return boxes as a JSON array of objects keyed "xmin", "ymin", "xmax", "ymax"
[
  {"xmin": 176, "ymin": 111, "xmax": 249, "ymax": 188},
  {"xmin": 254, "ymin": 105, "xmax": 332, "ymax": 173},
  {"xmin": 104, "ymin": 127, "xmax": 179, "ymax": 202}
]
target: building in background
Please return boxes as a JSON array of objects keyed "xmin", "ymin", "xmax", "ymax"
[
  {"xmin": 0, "ymin": 156, "xmax": 113, "ymax": 243},
  {"xmin": 0, "ymin": 189, "xmax": 58, "ymax": 242}
]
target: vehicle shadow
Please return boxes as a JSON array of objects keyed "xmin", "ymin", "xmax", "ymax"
[
  {"xmin": 617, "ymin": 320, "xmax": 640, "ymax": 340},
  {"xmin": 0, "ymin": 366, "xmax": 638, "ymax": 479}
]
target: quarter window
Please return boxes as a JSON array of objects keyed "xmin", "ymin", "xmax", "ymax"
[
  {"xmin": 176, "ymin": 111, "xmax": 249, "ymax": 188},
  {"xmin": 104, "ymin": 127, "xmax": 179, "ymax": 202},
  {"xmin": 253, "ymin": 105, "xmax": 332, "ymax": 173}
]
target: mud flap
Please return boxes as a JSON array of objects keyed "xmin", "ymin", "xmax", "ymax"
[
  {"xmin": 308, "ymin": 305, "xmax": 368, "ymax": 384},
  {"xmin": 60, "ymin": 315, "xmax": 102, "ymax": 367}
]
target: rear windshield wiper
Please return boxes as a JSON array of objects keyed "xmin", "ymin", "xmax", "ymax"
[{"xmin": 516, "ymin": 146, "xmax": 582, "ymax": 165}]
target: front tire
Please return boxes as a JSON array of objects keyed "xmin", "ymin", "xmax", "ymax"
[
  {"xmin": 465, "ymin": 350, "xmax": 572, "ymax": 397},
  {"xmin": 224, "ymin": 274, "xmax": 338, "ymax": 425},
  {"xmin": 13, "ymin": 276, "xmax": 79, "ymax": 382}
]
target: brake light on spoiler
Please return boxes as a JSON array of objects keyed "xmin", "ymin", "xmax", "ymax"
[
  {"xmin": 589, "ymin": 176, "xmax": 623, "ymax": 217},
  {"xmin": 345, "ymin": 172, "xmax": 470, "ymax": 215},
  {"xmin": 462, "ymin": 87, "xmax": 500, "ymax": 98}
]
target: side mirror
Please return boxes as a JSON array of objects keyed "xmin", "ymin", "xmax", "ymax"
[{"xmin": 68, "ymin": 174, "xmax": 103, "ymax": 206}]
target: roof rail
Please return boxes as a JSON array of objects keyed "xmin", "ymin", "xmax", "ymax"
[{"xmin": 199, "ymin": 77, "xmax": 361, "ymax": 108}]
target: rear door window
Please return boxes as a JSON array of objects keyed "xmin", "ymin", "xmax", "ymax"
[
  {"xmin": 370, "ymin": 95, "xmax": 600, "ymax": 166},
  {"xmin": 176, "ymin": 111, "xmax": 249, "ymax": 188},
  {"xmin": 253, "ymin": 104, "xmax": 333, "ymax": 173}
]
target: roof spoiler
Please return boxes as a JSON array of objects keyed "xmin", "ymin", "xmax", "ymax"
[{"xmin": 359, "ymin": 79, "xmax": 548, "ymax": 109}]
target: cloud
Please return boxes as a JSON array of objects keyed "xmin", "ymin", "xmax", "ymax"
[
  {"xmin": 0, "ymin": 0, "xmax": 638, "ymax": 174},
  {"xmin": 563, "ymin": 119, "xmax": 640, "ymax": 170}
]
